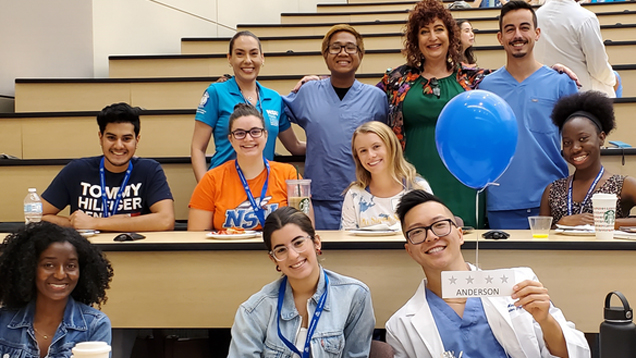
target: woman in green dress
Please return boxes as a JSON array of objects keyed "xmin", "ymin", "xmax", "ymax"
[{"xmin": 377, "ymin": 0, "xmax": 490, "ymax": 227}]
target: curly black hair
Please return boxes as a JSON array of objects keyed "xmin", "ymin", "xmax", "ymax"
[
  {"xmin": 551, "ymin": 91, "xmax": 615, "ymax": 134},
  {"xmin": 0, "ymin": 222, "xmax": 114, "ymax": 309},
  {"xmin": 403, "ymin": 0, "xmax": 462, "ymax": 70}
]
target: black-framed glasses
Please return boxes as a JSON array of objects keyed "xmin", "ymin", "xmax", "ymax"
[
  {"xmin": 405, "ymin": 219, "xmax": 456, "ymax": 245},
  {"xmin": 424, "ymin": 78, "xmax": 441, "ymax": 98},
  {"xmin": 328, "ymin": 43, "xmax": 359, "ymax": 55},
  {"xmin": 270, "ymin": 236, "xmax": 312, "ymax": 261},
  {"xmin": 231, "ymin": 127, "xmax": 265, "ymax": 140}
]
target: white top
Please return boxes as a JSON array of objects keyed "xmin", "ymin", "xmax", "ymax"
[
  {"xmin": 340, "ymin": 177, "xmax": 432, "ymax": 230},
  {"xmin": 535, "ymin": 0, "xmax": 616, "ymax": 97}
]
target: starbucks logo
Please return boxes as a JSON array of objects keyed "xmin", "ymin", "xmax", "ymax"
[
  {"xmin": 603, "ymin": 210, "xmax": 615, "ymax": 224},
  {"xmin": 299, "ymin": 198, "xmax": 310, "ymax": 214}
]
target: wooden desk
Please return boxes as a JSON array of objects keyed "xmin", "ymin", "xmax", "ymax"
[{"xmin": 4, "ymin": 230, "xmax": 630, "ymax": 332}]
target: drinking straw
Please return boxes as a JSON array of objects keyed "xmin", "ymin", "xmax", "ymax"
[{"xmin": 294, "ymin": 165, "xmax": 301, "ymax": 196}]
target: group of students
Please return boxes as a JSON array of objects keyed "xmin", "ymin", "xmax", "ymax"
[
  {"xmin": 28, "ymin": 0, "xmax": 635, "ymax": 234},
  {"xmin": 3, "ymin": 0, "xmax": 635, "ymax": 356}
]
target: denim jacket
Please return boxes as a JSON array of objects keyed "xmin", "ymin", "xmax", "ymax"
[
  {"xmin": 0, "ymin": 298, "xmax": 111, "ymax": 358},
  {"xmin": 228, "ymin": 268, "xmax": 375, "ymax": 358}
]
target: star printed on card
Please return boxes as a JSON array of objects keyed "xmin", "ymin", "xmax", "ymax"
[{"xmin": 442, "ymin": 269, "xmax": 516, "ymax": 298}]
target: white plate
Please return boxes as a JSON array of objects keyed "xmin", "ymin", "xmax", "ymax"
[
  {"xmin": 77, "ymin": 230, "xmax": 100, "ymax": 237},
  {"xmin": 206, "ymin": 231, "xmax": 260, "ymax": 240},
  {"xmin": 349, "ymin": 230, "xmax": 401, "ymax": 237},
  {"xmin": 555, "ymin": 228, "xmax": 595, "ymax": 236}
]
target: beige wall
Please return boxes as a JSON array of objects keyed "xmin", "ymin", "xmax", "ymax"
[{"xmin": 0, "ymin": 1, "xmax": 94, "ymax": 97}]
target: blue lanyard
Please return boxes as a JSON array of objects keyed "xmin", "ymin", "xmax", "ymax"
[
  {"xmin": 567, "ymin": 166, "xmax": 604, "ymax": 215},
  {"xmin": 99, "ymin": 157, "xmax": 133, "ymax": 218},
  {"xmin": 277, "ymin": 271, "xmax": 329, "ymax": 358},
  {"xmin": 235, "ymin": 158, "xmax": 270, "ymax": 227}
]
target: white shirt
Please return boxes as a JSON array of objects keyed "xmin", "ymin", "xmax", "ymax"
[
  {"xmin": 535, "ymin": 0, "xmax": 616, "ymax": 97},
  {"xmin": 340, "ymin": 177, "xmax": 432, "ymax": 230}
]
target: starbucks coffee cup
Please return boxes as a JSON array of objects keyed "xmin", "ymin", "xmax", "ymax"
[
  {"xmin": 71, "ymin": 341, "xmax": 111, "ymax": 358},
  {"xmin": 592, "ymin": 193, "xmax": 617, "ymax": 240}
]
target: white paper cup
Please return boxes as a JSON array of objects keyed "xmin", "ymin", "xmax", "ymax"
[
  {"xmin": 71, "ymin": 341, "xmax": 111, "ymax": 358},
  {"xmin": 592, "ymin": 193, "xmax": 617, "ymax": 240}
]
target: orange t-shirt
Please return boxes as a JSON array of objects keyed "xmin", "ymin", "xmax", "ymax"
[{"xmin": 189, "ymin": 160, "xmax": 300, "ymax": 230}]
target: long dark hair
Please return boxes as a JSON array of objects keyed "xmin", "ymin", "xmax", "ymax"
[{"xmin": 456, "ymin": 19, "xmax": 476, "ymax": 65}]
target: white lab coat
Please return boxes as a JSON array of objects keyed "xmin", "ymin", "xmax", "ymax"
[{"xmin": 385, "ymin": 266, "xmax": 590, "ymax": 358}]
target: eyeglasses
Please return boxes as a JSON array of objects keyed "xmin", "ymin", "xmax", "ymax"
[
  {"xmin": 423, "ymin": 78, "xmax": 440, "ymax": 98},
  {"xmin": 230, "ymin": 127, "xmax": 265, "ymax": 140},
  {"xmin": 328, "ymin": 43, "xmax": 359, "ymax": 55},
  {"xmin": 404, "ymin": 219, "xmax": 456, "ymax": 245},
  {"xmin": 270, "ymin": 236, "xmax": 312, "ymax": 261}
]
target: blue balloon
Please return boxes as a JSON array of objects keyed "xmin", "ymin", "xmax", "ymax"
[{"xmin": 435, "ymin": 90, "xmax": 518, "ymax": 189}]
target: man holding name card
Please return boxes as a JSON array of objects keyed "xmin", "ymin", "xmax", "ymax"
[{"xmin": 385, "ymin": 190, "xmax": 589, "ymax": 358}]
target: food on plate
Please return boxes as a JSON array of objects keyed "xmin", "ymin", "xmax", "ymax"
[{"xmin": 212, "ymin": 227, "xmax": 246, "ymax": 235}]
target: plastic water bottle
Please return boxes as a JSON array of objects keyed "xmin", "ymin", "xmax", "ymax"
[
  {"xmin": 24, "ymin": 188, "xmax": 43, "ymax": 224},
  {"xmin": 599, "ymin": 291, "xmax": 636, "ymax": 358}
]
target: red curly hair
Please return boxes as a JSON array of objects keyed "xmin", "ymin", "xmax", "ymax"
[{"xmin": 403, "ymin": 0, "xmax": 462, "ymax": 70}]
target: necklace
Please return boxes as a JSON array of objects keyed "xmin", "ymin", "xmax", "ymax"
[{"xmin": 34, "ymin": 326, "xmax": 53, "ymax": 340}]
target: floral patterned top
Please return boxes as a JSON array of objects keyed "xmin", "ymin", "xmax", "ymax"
[
  {"xmin": 548, "ymin": 174, "xmax": 627, "ymax": 224},
  {"xmin": 376, "ymin": 64, "xmax": 491, "ymax": 149}
]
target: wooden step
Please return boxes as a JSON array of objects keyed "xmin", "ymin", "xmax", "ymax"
[
  {"xmin": 181, "ymin": 24, "xmax": 636, "ymax": 55},
  {"xmin": 3, "ymin": 100, "xmax": 633, "ymax": 161},
  {"xmin": 109, "ymin": 41, "xmax": 635, "ymax": 78},
  {"xmin": 278, "ymin": 9, "xmax": 636, "ymax": 25},
  {"xmin": 238, "ymin": 11, "xmax": 636, "ymax": 36},
  {"xmin": 315, "ymin": 1, "xmax": 636, "ymax": 14},
  {"xmin": 15, "ymin": 66, "xmax": 636, "ymax": 113},
  {"xmin": 14, "ymin": 75, "xmax": 382, "ymax": 112}
]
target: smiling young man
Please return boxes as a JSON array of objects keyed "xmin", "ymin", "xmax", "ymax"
[
  {"xmin": 283, "ymin": 24, "xmax": 389, "ymax": 230},
  {"xmin": 41, "ymin": 103, "xmax": 175, "ymax": 232},
  {"xmin": 478, "ymin": 1, "xmax": 578, "ymax": 230},
  {"xmin": 385, "ymin": 189, "xmax": 590, "ymax": 358}
]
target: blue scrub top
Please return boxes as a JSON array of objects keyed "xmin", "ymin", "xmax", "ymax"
[
  {"xmin": 479, "ymin": 66, "xmax": 577, "ymax": 211},
  {"xmin": 426, "ymin": 288, "xmax": 509, "ymax": 358},
  {"xmin": 195, "ymin": 77, "xmax": 290, "ymax": 169},
  {"xmin": 283, "ymin": 78, "xmax": 389, "ymax": 201}
]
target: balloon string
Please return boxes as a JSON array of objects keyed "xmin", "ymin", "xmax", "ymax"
[
  {"xmin": 474, "ymin": 183, "xmax": 499, "ymax": 269},
  {"xmin": 475, "ymin": 190, "xmax": 481, "ymax": 269}
]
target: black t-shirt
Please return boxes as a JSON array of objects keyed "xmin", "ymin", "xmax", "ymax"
[
  {"xmin": 332, "ymin": 85, "xmax": 352, "ymax": 100},
  {"xmin": 42, "ymin": 156, "xmax": 173, "ymax": 217}
]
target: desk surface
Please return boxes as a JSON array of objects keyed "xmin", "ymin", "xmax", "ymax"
[
  {"xmin": 53, "ymin": 229, "xmax": 636, "ymax": 251},
  {"xmin": 2, "ymin": 230, "xmax": 634, "ymax": 332}
]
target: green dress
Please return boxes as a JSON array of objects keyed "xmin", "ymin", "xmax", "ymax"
[{"xmin": 402, "ymin": 74, "xmax": 485, "ymax": 228}]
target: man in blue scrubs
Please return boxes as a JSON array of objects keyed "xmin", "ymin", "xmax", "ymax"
[
  {"xmin": 283, "ymin": 24, "xmax": 389, "ymax": 230},
  {"xmin": 479, "ymin": 1, "xmax": 578, "ymax": 229},
  {"xmin": 386, "ymin": 190, "xmax": 590, "ymax": 358}
]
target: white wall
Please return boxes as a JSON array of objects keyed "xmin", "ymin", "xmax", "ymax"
[
  {"xmin": 92, "ymin": 0, "xmax": 346, "ymax": 77},
  {"xmin": 0, "ymin": 0, "xmax": 94, "ymax": 97},
  {"xmin": 0, "ymin": 0, "xmax": 345, "ymax": 97}
]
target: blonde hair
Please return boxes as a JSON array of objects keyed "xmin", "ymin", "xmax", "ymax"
[
  {"xmin": 321, "ymin": 24, "xmax": 365, "ymax": 57},
  {"xmin": 349, "ymin": 122, "xmax": 422, "ymax": 191}
]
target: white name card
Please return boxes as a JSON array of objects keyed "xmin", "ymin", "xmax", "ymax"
[{"xmin": 442, "ymin": 269, "xmax": 516, "ymax": 298}]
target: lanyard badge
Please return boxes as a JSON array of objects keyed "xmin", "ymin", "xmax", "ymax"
[
  {"xmin": 567, "ymin": 166, "xmax": 604, "ymax": 216},
  {"xmin": 235, "ymin": 158, "xmax": 270, "ymax": 227},
  {"xmin": 99, "ymin": 157, "xmax": 133, "ymax": 217},
  {"xmin": 277, "ymin": 271, "xmax": 329, "ymax": 358}
]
